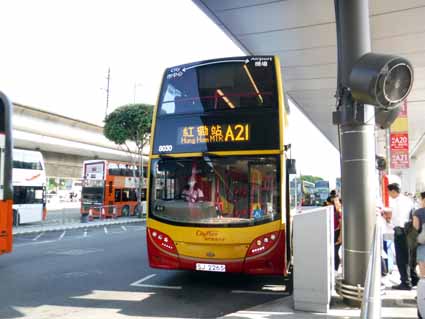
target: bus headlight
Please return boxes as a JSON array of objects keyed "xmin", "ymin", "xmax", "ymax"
[
  {"xmin": 247, "ymin": 232, "xmax": 280, "ymax": 257},
  {"xmin": 148, "ymin": 228, "xmax": 177, "ymax": 254}
]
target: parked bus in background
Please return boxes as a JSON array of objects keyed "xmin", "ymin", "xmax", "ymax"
[
  {"xmin": 147, "ymin": 56, "xmax": 293, "ymax": 278},
  {"xmin": 12, "ymin": 149, "xmax": 47, "ymax": 225},
  {"xmin": 290, "ymin": 178, "xmax": 317, "ymax": 207},
  {"xmin": 81, "ymin": 160, "xmax": 147, "ymax": 218},
  {"xmin": 300, "ymin": 180, "xmax": 316, "ymax": 206},
  {"xmin": 315, "ymin": 180, "xmax": 330, "ymax": 205},
  {"xmin": 336, "ymin": 177, "xmax": 341, "ymax": 197},
  {"xmin": 0, "ymin": 92, "xmax": 13, "ymax": 255}
]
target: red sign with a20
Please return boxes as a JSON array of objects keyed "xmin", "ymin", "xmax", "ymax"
[{"xmin": 390, "ymin": 132, "xmax": 409, "ymax": 151}]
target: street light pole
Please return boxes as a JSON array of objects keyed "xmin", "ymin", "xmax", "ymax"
[
  {"xmin": 133, "ymin": 82, "xmax": 142, "ymax": 104},
  {"xmin": 105, "ymin": 67, "xmax": 111, "ymax": 117}
]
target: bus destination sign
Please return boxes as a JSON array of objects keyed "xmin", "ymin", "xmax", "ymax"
[{"xmin": 178, "ymin": 123, "xmax": 250, "ymax": 145}]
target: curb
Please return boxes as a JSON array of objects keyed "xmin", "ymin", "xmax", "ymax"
[{"xmin": 13, "ymin": 218, "xmax": 145, "ymax": 236}]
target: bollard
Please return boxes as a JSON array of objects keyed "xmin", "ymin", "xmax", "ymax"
[
  {"xmin": 88, "ymin": 208, "xmax": 93, "ymax": 221},
  {"xmin": 101, "ymin": 207, "xmax": 106, "ymax": 220},
  {"xmin": 113, "ymin": 207, "xmax": 117, "ymax": 219}
]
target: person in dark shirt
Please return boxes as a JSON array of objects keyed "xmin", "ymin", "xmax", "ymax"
[
  {"xmin": 413, "ymin": 192, "xmax": 425, "ymax": 318},
  {"xmin": 414, "ymin": 192, "xmax": 425, "ymax": 272}
]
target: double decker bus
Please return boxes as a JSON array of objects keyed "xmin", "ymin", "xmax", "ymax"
[
  {"xmin": 314, "ymin": 180, "xmax": 330, "ymax": 205},
  {"xmin": 12, "ymin": 149, "xmax": 47, "ymax": 225},
  {"xmin": 81, "ymin": 160, "xmax": 147, "ymax": 218},
  {"xmin": 147, "ymin": 56, "xmax": 292, "ymax": 276},
  {"xmin": 0, "ymin": 92, "xmax": 13, "ymax": 255}
]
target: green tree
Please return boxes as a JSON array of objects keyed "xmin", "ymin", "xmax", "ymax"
[
  {"xmin": 301, "ymin": 175, "xmax": 323, "ymax": 184},
  {"xmin": 104, "ymin": 103, "xmax": 153, "ymax": 215}
]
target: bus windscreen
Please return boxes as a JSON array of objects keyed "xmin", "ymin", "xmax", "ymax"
[
  {"xmin": 159, "ymin": 57, "xmax": 277, "ymax": 115},
  {"xmin": 150, "ymin": 156, "xmax": 280, "ymax": 227}
]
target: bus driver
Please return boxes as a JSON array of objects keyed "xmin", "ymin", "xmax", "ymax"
[{"xmin": 181, "ymin": 179, "xmax": 204, "ymax": 203}]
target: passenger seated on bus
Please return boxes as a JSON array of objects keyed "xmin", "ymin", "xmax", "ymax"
[{"xmin": 181, "ymin": 182, "xmax": 204, "ymax": 203}]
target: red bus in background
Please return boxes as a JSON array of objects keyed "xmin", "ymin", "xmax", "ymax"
[
  {"xmin": 80, "ymin": 160, "xmax": 147, "ymax": 218},
  {"xmin": 0, "ymin": 92, "xmax": 14, "ymax": 256}
]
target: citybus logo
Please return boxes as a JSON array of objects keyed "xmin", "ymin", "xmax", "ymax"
[
  {"xmin": 196, "ymin": 230, "xmax": 224, "ymax": 241},
  {"xmin": 196, "ymin": 230, "xmax": 218, "ymax": 237}
]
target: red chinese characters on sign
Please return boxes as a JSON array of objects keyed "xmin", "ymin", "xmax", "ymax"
[
  {"xmin": 390, "ymin": 151, "xmax": 409, "ymax": 169},
  {"xmin": 390, "ymin": 132, "xmax": 409, "ymax": 151},
  {"xmin": 389, "ymin": 100, "xmax": 409, "ymax": 169}
]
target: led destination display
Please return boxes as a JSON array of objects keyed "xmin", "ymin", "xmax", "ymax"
[
  {"xmin": 178, "ymin": 123, "xmax": 250, "ymax": 145},
  {"xmin": 153, "ymin": 113, "xmax": 279, "ymax": 154}
]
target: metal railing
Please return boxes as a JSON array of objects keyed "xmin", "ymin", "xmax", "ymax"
[
  {"xmin": 360, "ymin": 220, "xmax": 383, "ymax": 318},
  {"xmin": 84, "ymin": 205, "xmax": 118, "ymax": 221}
]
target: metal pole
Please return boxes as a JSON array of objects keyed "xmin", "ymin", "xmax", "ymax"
[
  {"xmin": 105, "ymin": 68, "xmax": 111, "ymax": 117},
  {"xmin": 360, "ymin": 221, "xmax": 382, "ymax": 318},
  {"xmin": 333, "ymin": 0, "xmax": 376, "ymax": 301}
]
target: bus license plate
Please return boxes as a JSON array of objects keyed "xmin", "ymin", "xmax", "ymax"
[{"xmin": 196, "ymin": 263, "xmax": 226, "ymax": 272}]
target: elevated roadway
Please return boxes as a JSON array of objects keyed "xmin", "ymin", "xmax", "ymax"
[{"xmin": 13, "ymin": 103, "xmax": 141, "ymax": 179}]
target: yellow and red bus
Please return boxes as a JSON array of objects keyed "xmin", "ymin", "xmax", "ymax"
[
  {"xmin": 81, "ymin": 160, "xmax": 147, "ymax": 218},
  {"xmin": 0, "ymin": 92, "xmax": 14, "ymax": 256},
  {"xmin": 147, "ymin": 56, "xmax": 292, "ymax": 276}
]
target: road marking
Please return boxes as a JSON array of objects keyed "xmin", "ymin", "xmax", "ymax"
[
  {"xmin": 224, "ymin": 311, "xmax": 295, "ymax": 317},
  {"xmin": 104, "ymin": 227, "xmax": 108, "ymax": 234},
  {"xmin": 15, "ymin": 240, "xmax": 56, "ymax": 247},
  {"xmin": 121, "ymin": 225, "xmax": 127, "ymax": 231},
  {"xmin": 73, "ymin": 290, "xmax": 153, "ymax": 301},
  {"xmin": 130, "ymin": 274, "xmax": 182, "ymax": 290},
  {"xmin": 231, "ymin": 290, "xmax": 288, "ymax": 295},
  {"xmin": 47, "ymin": 248, "xmax": 104, "ymax": 256},
  {"xmin": 59, "ymin": 231, "xmax": 66, "ymax": 240},
  {"xmin": 128, "ymin": 226, "xmax": 145, "ymax": 231},
  {"xmin": 32, "ymin": 232, "xmax": 44, "ymax": 241}
]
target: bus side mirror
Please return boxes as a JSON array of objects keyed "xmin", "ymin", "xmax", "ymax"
[{"xmin": 286, "ymin": 159, "xmax": 297, "ymax": 175}]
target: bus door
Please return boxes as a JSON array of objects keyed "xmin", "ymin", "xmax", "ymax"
[{"xmin": 0, "ymin": 92, "xmax": 13, "ymax": 255}]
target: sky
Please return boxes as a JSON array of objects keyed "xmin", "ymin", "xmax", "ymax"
[{"xmin": 0, "ymin": 0, "xmax": 340, "ymax": 185}]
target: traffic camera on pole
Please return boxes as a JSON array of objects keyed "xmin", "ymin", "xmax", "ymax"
[{"xmin": 348, "ymin": 53, "xmax": 414, "ymax": 128}]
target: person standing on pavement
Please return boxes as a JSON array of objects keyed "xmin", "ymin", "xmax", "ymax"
[
  {"xmin": 413, "ymin": 192, "xmax": 425, "ymax": 318},
  {"xmin": 387, "ymin": 183, "xmax": 418, "ymax": 290},
  {"xmin": 331, "ymin": 196, "xmax": 342, "ymax": 271}
]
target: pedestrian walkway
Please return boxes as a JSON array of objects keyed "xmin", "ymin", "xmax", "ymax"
[
  {"xmin": 46, "ymin": 200, "xmax": 81, "ymax": 211},
  {"xmin": 221, "ymin": 292, "xmax": 416, "ymax": 318},
  {"xmin": 13, "ymin": 217, "xmax": 144, "ymax": 235},
  {"xmin": 222, "ymin": 270, "xmax": 417, "ymax": 318}
]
